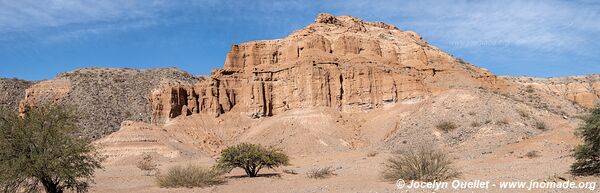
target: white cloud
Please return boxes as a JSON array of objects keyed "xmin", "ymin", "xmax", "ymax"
[
  {"xmin": 0, "ymin": 1, "xmax": 162, "ymax": 32},
  {"xmin": 0, "ymin": 0, "xmax": 598, "ymax": 55},
  {"xmin": 331, "ymin": 0, "xmax": 600, "ymax": 54}
]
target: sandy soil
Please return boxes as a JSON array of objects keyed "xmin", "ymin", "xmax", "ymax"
[
  {"xmin": 90, "ymin": 88, "xmax": 599, "ymax": 193},
  {"xmin": 91, "ymin": 116, "xmax": 599, "ymax": 193}
]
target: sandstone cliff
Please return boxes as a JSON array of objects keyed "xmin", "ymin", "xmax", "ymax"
[
  {"xmin": 19, "ymin": 68, "xmax": 202, "ymax": 138},
  {"xmin": 14, "ymin": 13, "xmax": 599, "ymax": 145},
  {"xmin": 503, "ymin": 75, "xmax": 600, "ymax": 108},
  {"xmin": 0, "ymin": 78, "xmax": 33, "ymax": 112},
  {"xmin": 148, "ymin": 13, "xmax": 512, "ymax": 124}
]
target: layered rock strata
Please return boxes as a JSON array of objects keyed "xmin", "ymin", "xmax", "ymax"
[{"xmin": 148, "ymin": 13, "xmax": 510, "ymax": 124}]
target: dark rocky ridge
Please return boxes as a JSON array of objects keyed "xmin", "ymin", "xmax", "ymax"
[{"xmin": 0, "ymin": 78, "xmax": 34, "ymax": 112}]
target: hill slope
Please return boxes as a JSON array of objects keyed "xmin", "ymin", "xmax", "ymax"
[
  {"xmin": 0, "ymin": 78, "xmax": 33, "ymax": 112},
  {"xmin": 19, "ymin": 68, "xmax": 202, "ymax": 138}
]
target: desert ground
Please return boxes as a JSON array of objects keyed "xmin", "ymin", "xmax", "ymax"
[{"xmin": 91, "ymin": 99, "xmax": 599, "ymax": 193}]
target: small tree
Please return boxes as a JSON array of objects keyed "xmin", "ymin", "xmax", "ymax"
[
  {"xmin": 0, "ymin": 105, "xmax": 104, "ymax": 193},
  {"xmin": 571, "ymin": 107, "xmax": 600, "ymax": 175},
  {"xmin": 216, "ymin": 143, "xmax": 289, "ymax": 177}
]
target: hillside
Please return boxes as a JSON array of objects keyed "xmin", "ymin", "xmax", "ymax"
[
  {"xmin": 0, "ymin": 78, "xmax": 33, "ymax": 112},
  {"xmin": 503, "ymin": 75, "xmax": 600, "ymax": 108},
  {"xmin": 18, "ymin": 68, "xmax": 203, "ymax": 138}
]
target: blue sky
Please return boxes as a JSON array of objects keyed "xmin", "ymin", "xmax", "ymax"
[{"xmin": 0, "ymin": 0, "xmax": 599, "ymax": 80}]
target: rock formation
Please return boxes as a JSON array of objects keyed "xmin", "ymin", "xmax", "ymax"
[
  {"xmin": 148, "ymin": 13, "xmax": 511, "ymax": 124},
  {"xmin": 11, "ymin": 13, "xmax": 599, "ymax": 143},
  {"xmin": 19, "ymin": 68, "xmax": 201, "ymax": 138},
  {"xmin": 504, "ymin": 75, "xmax": 600, "ymax": 108}
]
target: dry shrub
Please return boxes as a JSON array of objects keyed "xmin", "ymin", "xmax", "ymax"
[
  {"xmin": 282, "ymin": 169, "xmax": 298, "ymax": 175},
  {"xmin": 137, "ymin": 154, "xmax": 158, "ymax": 176},
  {"xmin": 496, "ymin": 118, "xmax": 509, "ymax": 126},
  {"xmin": 525, "ymin": 85, "xmax": 535, "ymax": 93},
  {"xmin": 525, "ymin": 150, "xmax": 541, "ymax": 158},
  {"xmin": 470, "ymin": 122, "xmax": 481, "ymax": 127},
  {"xmin": 436, "ymin": 121, "xmax": 457, "ymax": 132},
  {"xmin": 367, "ymin": 151, "xmax": 378, "ymax": 157},
  {"xmin": 156, "ymin": 165, "xmax": 225, "ymax": 188},
  {"xmin": 517, "ymin": 109, "xmax": 530, "ymax": 118},
  {"xmin": 382, "ymin": 146, "xmax": 459, "ymax": 182},
  {"xmin": 306, "ymin": 166, "xmax": 336, "ymax": 179},
  {"xmin": 534, "ymin": 120, "xmax": 547, "ymax": 131}
]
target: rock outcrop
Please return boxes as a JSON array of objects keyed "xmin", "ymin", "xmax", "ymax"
[
  {"xmin": 149, "ymin": 13, "xmax": 511, "ymax": 124},
  {"xmin": 504, "ymin": 75, "xmax": 600, "ymax": 108},
  {"xmin": 19, "ymin": 68, "xmax": 201, "ymax": 138},
  {"xmin": 0, "ymin": 78, "xmax": 33, "ymax": 112}
]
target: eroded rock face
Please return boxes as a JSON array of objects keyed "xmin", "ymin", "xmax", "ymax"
[
  {"xmin": 149, "ymin": 13, "xmax": 511, "ymax": 124},
  {"xmin": 504, "ymin": 75, "xmax": 600, "ymax": 108},
  {"xmin": 19, "ymin": 68, "xmax": 201, "ymax": 138},
  {"xmin": 18, "ymin": 78, "xmax": 71, "ymax": 114}
]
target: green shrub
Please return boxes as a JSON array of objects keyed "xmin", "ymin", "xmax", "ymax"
[
  {"xmin": 216, "ymin": 143, "xmax": 289, "ymax": 177},
  {"xmin": 436, "ymin": 121, "xmax": 457, "ymax": 132},
  {"xmin": 156, "ymin": 165, "xmax": 225, "ymax": 188},
  {"xmin": 382, "ymin": 146, "xmax": 459, "ymax": 182},
  {"xmin": 572, "ymin": 107, "xmax": 600, "ymax": 175},
  {"xmin": 306, "ymin": 166, "xmax": 336, "ymax": 179}
]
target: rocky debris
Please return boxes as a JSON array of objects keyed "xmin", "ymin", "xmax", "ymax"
[
  {"xmin": 377, "ymin": 89, "xmax": 552, "ymax": 153},
  {"xmin": 148, "ymin": 13, "xmax": 511, "ymax": 124},
  {"xmin": 502, "ymin": 75, "xmax": 600, "ymax": 108},
  {"xmin": 19, "ymin": 68, "xmax": 202, "ymax": 138},
  {"xmin": 0, "ymin": 78, "xmax": 34, "ymax": 112}
]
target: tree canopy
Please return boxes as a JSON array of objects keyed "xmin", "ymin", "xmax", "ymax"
[
  {"xmin": 0, "ymin": 105, "xmax": 103, "ymax": 193},
  {"xmin": 216, "ymin": 143, "xmax": 289, "ymax": 177},
  {"xmin": 572, "ymin": 107, "xmax": 600, "ymax": 175}
]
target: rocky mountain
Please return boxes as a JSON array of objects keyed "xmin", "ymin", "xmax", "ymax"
[
  {"xmin": 5, "ymin": 13, "xmax": 598, "ymax": 152},
  {"xmin": 18, "ymin": 68, "xmax": 202, "ymax": 138},
  {"xmin": 0, "ymin": 78, "xmax": 33, "ymax": 112},
  {"xmin": 7, "ymin": 13, "xmax": 589, "ymax": 192},
  {"xmin": 148, "ymin": 13, "xmax": 511, "ymax": 125}
]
